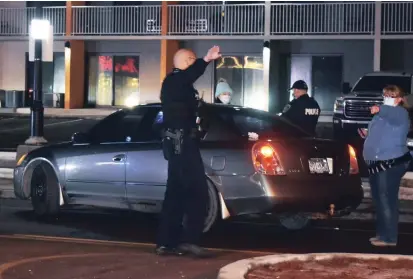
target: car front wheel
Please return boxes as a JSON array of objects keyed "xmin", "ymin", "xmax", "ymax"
[{"xmin": 30, "ymin": 164, "xmax": 60, "ymax": 218}]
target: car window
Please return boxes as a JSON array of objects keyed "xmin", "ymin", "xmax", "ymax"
[
  {"xmin": 216, "ymin": 109, "xmax": 308, "ymax": 138},
  {"xmin": 352, "ymin": 76, "xmax": 412, "ymax": 93},
  {"xmin": 88, "ymin": 107, "xmax": 152, "ymax": 143}
]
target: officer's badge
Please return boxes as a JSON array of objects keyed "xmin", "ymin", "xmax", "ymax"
[{"xmin": 282, "ymin": 104, "xmax": 291, "ymax": 113}]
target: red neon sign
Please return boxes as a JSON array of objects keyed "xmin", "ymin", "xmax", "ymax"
[
  {"xmin": 115, "ymin": 58, "xmax": 138, "ymax": 74},
  {"xmin": 98, "ymin": 56, "xmax": 113, "ymax": 72}
]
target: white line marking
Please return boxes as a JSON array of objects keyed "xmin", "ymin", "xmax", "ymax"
[
  {"xmin": 0, "ymin": 119, "xmax": 83, "ymax": 133},
  {"xmin": 0, "ymin": 168, "xmax": 12, "ymax": 179}
]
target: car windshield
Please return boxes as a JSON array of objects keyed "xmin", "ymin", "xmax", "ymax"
[
  {"xmin": 217, "ymin": 108, "xmax": 309, "ymax": 138},
  {"xmin": 352, "ymin": 76, "xmax": 411, "ymax": 94}
]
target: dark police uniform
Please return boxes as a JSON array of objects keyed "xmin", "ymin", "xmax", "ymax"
[
  {"xmin": 281, "ymin": 80, "xmax": 320, "ymax": 135},
  {"xmin": 157, "ymin": 58, "xmax": 210, "ymax": 255}
]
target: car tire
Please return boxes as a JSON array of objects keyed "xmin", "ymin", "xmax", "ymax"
[
  {"xmin": 278, "ymin": 213, "xmax": 310, "ymax": 230},
  {"xmin": 30, "ymin": 164, "xmax": 60, "ymax": 218},
  {"xmin": 183, "ymin": 179, "xmax": 219, "ymax": 233}
]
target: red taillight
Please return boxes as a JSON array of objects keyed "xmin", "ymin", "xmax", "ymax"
[
  {"xmin": 252, "ymin": 142, "xmax": 286, "ymax": 175},
  {"xmin": 348, "ymin": 144, "xmax": 359, "ymax": 175}
]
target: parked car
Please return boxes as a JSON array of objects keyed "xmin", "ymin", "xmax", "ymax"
[{"xmin": 14, "ymin": 103, "xmax": 363, "ymax": 231}]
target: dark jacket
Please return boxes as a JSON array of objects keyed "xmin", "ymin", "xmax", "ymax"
[{"xmin": 160, "ymin": 59, "xmax": 210, "ymax": 130}]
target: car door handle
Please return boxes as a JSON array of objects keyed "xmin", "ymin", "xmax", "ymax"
[{"xmin": 112, "ymin": 154, "xmax": 125, "ymax": 162}]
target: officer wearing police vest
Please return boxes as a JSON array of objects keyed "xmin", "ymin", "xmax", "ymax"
[
  {"xmin": 281, "ymin": 80, "xmax": 320, "ymax": 135},
  {"xmin": 156, "ymin": 46, "xmax": 221, "ymax": 258}
]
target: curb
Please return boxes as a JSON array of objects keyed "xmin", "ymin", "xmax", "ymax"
[
  {"xmin": 0, "ymin": 168, "xmax": 12, "ymax": 179},
  {"xmin": 0, "ymin": 152, "xmax": 15, "ymax": 161},
  {"xmin": 217, "ymin": 253, "xmax": 413, "ymax": 279}
]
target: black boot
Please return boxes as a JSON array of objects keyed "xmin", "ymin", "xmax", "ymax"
[{"xmin": 177, "ymin": 243, "xmax": 214, "ymax": 258}]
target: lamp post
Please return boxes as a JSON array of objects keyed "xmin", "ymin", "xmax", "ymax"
[
  {"xmin": 25, "ymin": 7, "xmax": 50, "ymax": 145},
  {"xmin": 262, "ymin": 40, "xmax": 270, "ymax": 112}
]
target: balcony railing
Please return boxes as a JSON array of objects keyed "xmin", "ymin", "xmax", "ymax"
[
  {"xmin": 382, "ymin": 1, "xmax": 413, "ymax": 34},
  {"xmin": 72, "ymin": 5, "xmax": 161, "ymax": 35},
  {"xmin": 271, "ymin": 2, "xmax": 375, "ymax": 35},
  {"xmin": 168, "ymin": 4, "xmax": 265, "ymax": 35},
  {"xmin": 0, "ymin": 2, "xmax": 413, "ymax": 37},
  {"xmin": 43, "ymin": 7, "xmax": 66, "ymax": 36}
]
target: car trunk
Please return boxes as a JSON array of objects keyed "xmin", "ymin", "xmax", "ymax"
[{"xmin": 270, "ymin": 138, "xmax": 351, "ymax": 178}]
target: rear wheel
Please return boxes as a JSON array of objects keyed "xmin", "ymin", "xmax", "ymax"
[
  {"xmin": 30, "ymin": 164, "xmax": 60, "ymax": 218},
  {"xmin": 183, "ymin": 179, "xmax": 219, "ymax": 233},
  {"xmin": 278, "ymin": 213, "xmax": 310, "ymax": 230}
]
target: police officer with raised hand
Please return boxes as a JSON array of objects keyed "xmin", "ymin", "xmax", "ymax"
[
  {"xmin": 280, "ymin": 80, "xmax": 321, "ymax": 135},
  {"xmin": 156, "ymin": 46, "xmax": 221, "ymax": 258}
]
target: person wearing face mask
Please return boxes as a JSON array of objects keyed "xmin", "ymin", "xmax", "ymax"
[
  {"xmin": 214, "ymin": 78, "xmax": 233, "ymax": 105},
  {"xmin": 363, "ymin": 85, "xmax": 412, "ymax": 247},
  {"xmin": 280, "ymin": 80, "xmax": 320, "ymax": 135}
]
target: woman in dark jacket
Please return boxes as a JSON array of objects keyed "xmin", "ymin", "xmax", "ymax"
[{"xmin": 363, "ymin": 85, "xmax": 412, "ymax": 247}]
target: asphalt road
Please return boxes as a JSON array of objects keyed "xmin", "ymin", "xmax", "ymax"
[
  {"xmin": 0, "ymin": 116, "xmax": 99, "ymax": 150},
  {"xmin": 2, "ymin": 198, "xmax": 413, "ymax": 278}
]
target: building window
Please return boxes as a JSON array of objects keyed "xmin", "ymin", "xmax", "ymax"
[
  {"xmin": 214, "ymin": 55, "xmax": 264, "ymax": 110},
  {"xmin": 88, "ymin": 55, "xmax": 139, "ymax": 107}
]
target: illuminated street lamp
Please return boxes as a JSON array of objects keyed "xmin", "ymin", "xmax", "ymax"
[{"xmin": 25, "ymin": 8, "xmax": 52, "ymax": 145}]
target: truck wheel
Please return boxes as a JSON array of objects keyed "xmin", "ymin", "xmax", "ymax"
[
  {"xmin": 30, "ymin": 164, "xmax": 60, "ymax": 218},
  {"xmin": 279, "ymin": 213, "xmax": 310, "ymax": 230}
]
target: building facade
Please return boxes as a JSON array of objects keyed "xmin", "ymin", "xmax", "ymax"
[{"xmin": 0, "ymin": 1, "xmax": 412, "ymax": 113}]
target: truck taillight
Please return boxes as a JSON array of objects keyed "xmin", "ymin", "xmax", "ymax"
[
  {"xmin": 348, "ymin": 144, "xmax": 359, "ymax": 175},
  {"xmin": 252, "ymin": 142, "xmax": 286, "ymax": 175}
]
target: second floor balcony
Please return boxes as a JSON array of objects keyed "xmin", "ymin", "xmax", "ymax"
[{"xmin": 0, "ymin": 2, "xmax": 412, "ymax": 39}]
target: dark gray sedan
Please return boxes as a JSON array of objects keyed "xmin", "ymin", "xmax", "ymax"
[{"xmin": 14, "ymin": 103, "xmax": 363, "ymax": 231}]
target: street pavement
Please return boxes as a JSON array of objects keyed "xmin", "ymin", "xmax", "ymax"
[{"xmin": 2, "ymin": 197, "xmax": 413, "ymax": 278}]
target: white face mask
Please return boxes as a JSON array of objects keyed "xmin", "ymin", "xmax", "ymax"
[
  {"xmin": 383, "ymin": 97, "xmax": 397, "ymax": 107},
  {"xmin": 219, "ymin": 95, "xmax": 231, "ymax": 104}
]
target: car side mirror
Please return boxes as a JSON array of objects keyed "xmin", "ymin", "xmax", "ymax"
[
  {"xmin": 342, "ymin": 82, "xmax": 351, "ymax": 94},
  {"xmin": 72, "ymin": 132, "xmax": 89, "ymax": 144}
]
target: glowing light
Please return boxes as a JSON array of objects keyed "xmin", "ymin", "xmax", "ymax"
[
  {"xmin": 125, "ymin": 94, "xmax": 139, "ymax": 107},
  {"xmin": 260, "ymin": 146, "xmax": 274, "ymax": 157},
  {"xmin": 30, "ymin": 19, "xmax": 50, "ymax": 40}
]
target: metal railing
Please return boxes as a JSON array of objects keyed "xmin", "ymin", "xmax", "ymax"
[
  {"xmin": 71, "ymin": 5, "xmax": 161, "ymax": 35},
  {"xmin": 0, "ymin": 7, "xmax": 35, "ymax": 36},
  {"xmin": 1, "ymin": 3, "xmax": 413, "ymax": 37},
  {"xmin": 168, "ymin": 4, "xmax": 264, "ymax": 35},
  {"xmin": 43, "ymin": 7, "xmax": 66, "ymax": 36},
  {"xmin": 382, "ymin": 1, "xmax": 413, "ymax": 34},
  {"xmin": 271, "ymin": 2, "xmax": 375, "ymax": 35}
]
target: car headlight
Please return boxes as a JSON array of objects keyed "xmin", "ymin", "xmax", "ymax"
[
  {"xmin": 407, "ymin": 138, "xmax": 413, "ymax": 148},
  {"xmin": 334, "ymin": 99, "xmax": 344, "ymax": 114}
]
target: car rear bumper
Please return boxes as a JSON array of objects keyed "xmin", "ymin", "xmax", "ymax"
[{"xmin": 224, "ymin": 175, "xmax": 363, "ymax": 217}]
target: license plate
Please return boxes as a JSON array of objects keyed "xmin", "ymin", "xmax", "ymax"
[{"xmin": 308, "ymin": 158, "xmax": 333, "ymax": 174}]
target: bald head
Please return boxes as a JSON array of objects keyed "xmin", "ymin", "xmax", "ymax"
[{"xmin": 174, "ymin": 49, "xmax": 197, "ymax": 70}]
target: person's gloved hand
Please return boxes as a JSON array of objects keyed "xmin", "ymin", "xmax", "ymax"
[{"xmin": 204, "ymin": 46, "xmax": 221, "ymax": 62}]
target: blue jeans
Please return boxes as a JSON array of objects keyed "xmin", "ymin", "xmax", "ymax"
[{"xmin": 369, "ymin": 162, "xmax": 409, "ymax": 243}]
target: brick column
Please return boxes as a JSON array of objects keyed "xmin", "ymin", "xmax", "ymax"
[
  {"xmin": 160, "ymin": 1, "xmax": 180, "ymax": 84},
  {"xmin": 64, "ymin": 1, "xmax": 86, "ymax": 109}
]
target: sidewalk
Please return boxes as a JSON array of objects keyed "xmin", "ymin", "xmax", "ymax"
[{"xmin": 0, "ymin": 107, "xmax": 116, "ymax": 118}]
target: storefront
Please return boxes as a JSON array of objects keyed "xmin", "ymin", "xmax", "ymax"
[
  {"xmin": 213, "ymin": 55, "xmax": 265, "ymax": 110},
  {"xmin": 87, "ymin": 54, "xmax": 140, "ymax": 107}
]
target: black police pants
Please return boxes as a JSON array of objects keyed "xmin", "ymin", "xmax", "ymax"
[{"xmin": 157, "ymin": 135, "xmax": 209, "ymax": 248}]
